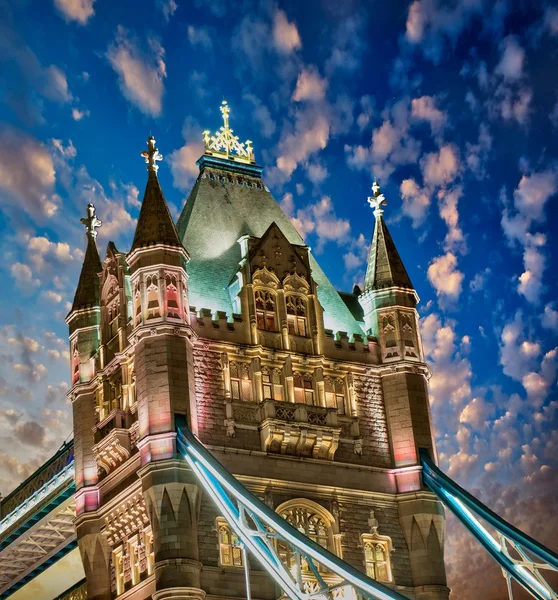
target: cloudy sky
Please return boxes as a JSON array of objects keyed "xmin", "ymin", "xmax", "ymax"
[{"xmin": 0, "ymin": 0, "xmax": 557, "ymax": 597}]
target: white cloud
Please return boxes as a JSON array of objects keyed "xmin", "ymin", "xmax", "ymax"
[
  {"xmin": 157, "ymin": 0, "xmax": 177, "ymax": 21},
  {"xmin": 27, "ymin": 236, "xmax": 74, "ymax": 272},
  {"xmin": 542, "ymin": 304, "xmax": 558, "ymax": 333},
  {"xmin": 272, "ymin": 10, "xmax": 301, "ymax": 53},
  {"xmin": 53, "ymin": 0, "xmax": 95, "ymax": 24},
  {"xmin": 469, "ymin": 267, "xmax": 491, "ymax": 293},
  {"xmin": 438, "ymin": 186, "xmax": 465, "ymax": 253},
  {"xmin": 421, "ymin": 144, "xmax": 460, "ymax": 187},
  {"xmin": 168, "ymin": 118, "xmax": 205, "ymax": 191},
  {"xmin": 305, "ymin": 161, "xmax": 328, "ymax": 185},
  {"xmin": 411, "ymin": 95, "xmax": 447, "ymax": 136},
  {"xmin": 400, "ymin": 178, "xmax": 431, "ymax": 227},
  {"xmin": 466, "ymin": 123, "xmax": 492, "ymax": 180},
  {"xmin": 187, "ymin": 25, "xmax": 212, "ymax": 49},
  {"xmin": 427, "ymin": 252, "xmax": 464, "ymax": 301},
  {"xmin": 0, "ymin": 126, "xmax": 58, "ymax": 219},
  {"xmin": 513, "ymin": 170, "xmax": 558, "ymax": 223},
  {"xmin": 289, "ymin": 196, "xmax": 350, "ymax": 252},
  {"xmin": 495, "ymin": 36, "xmax": 525, "ymax": 81},
  {"xmin": 71, "ymin": 107, "xmax": 90, "ymax": 121},
  {"xmin": 292, "ymin": 66, "xmax": 328, "ymax": 102},
  {"xmin": 106, "ymin": 26, "xmax": 166, "ymax": 117},
  {"xmin": 517, "ymin": 236, "xmax": 546, "ymax": 304},
  {"xmin": 10, "ymin": 263, "xmax": 40, "ymax": 288},
  {"xmin": 243, "ymin": 93, "xmax": 276, "ymax": 138},
  {"xmin": 544, "ymin": 6, "xmax": 558, "ymax": 36}
]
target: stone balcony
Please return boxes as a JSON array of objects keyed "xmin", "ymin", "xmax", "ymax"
[
  {"xmin": 92, "ymin": 408, "xmax": 138, "ymax": 476},
  {"xmin": 229, "ymin": 399, "xmax": 342, "ymax": 460}
]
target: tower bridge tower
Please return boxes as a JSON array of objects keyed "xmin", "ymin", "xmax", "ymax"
[{"xmin": 66, "ymin": 102, "xmax": 449, "ymax": 600}]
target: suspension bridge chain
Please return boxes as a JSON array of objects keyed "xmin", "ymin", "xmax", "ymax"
[{"xmin": 420, "ymin": 450, "xmax": 558, "ymax": 600}]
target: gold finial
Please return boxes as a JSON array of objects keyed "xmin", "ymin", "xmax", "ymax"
[
  {"xmin": 80, "ymin": 203, "xmax": 102, "ymax": 238},
  {"xmin": 367, "ymin": 181, "xmax": 387, "ymax": 218},
  {"xmin": 141, "ymin": 135, "xmax": 163, "ymax": 173},
  {"xmin": 202, "ymin": 100, "xmax": 255, "ymax": 164}
]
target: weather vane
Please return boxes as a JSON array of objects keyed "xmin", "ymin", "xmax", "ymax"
[
  {"xmin": 367, "ymin": 181, "xmax": 387, "ymax": 218},
  {"xmin": 203, "ymin": 100, "xmax": 255, "ymax": 164},
  {"xmin": 141, "ymin": 136, "xmax": 163, "ymax": 173},
  {"xmin": 80, "ymin": 203, "xmax": 102, "ymax": 238}
]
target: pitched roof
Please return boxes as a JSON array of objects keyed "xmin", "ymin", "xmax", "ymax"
[
  {"xmin": 363, "ymin": 215, "xmax": 414, "ymax": 292},
  {"xmin": 71, "ymin": 234, "xmax": 102, "ymax": 311},
  {"xmin": 130, "ymin": 171, "xmax": 181, "ymax": 252},
  {"xmin": 177, "ymin": 169, "xmax": 364, "ymax": 336}
]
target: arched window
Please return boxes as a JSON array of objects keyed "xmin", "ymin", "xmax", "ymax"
[
  {"xmin": 362, "ymin": 539, "xmax": 392, "ymax": 582},
  {"xmin": 165, "ymin": 272, "xmax": 180, "ymax": 319},
  {"xmin": 294, "ymin": 372, "xmax": 314, "ymax": 405},
  {"xmin": 145, "ymin": 273, "xmax": 160, "ymax": 320},
  {"xmin": 276, "ymin": 500, "xmax": 337, "ymax": 574},
  {"xmin": 217, "ymin": 517, "xmax": 243, "ymax": 567},
  {"xmin": 324, "ymin": 377, "xmax": 346, "ymax": 415},
  {"xmin": 255, "ymin": 289, "xmax": 277, "ymax": 331},
  {"xmin": 107, "ymin": 299, "xmax": 120, "ymax": 340},
  {"xmin": 229, "ymin": 362, "xmax": 252, "ymax": 402},
  {"xmin": 286, "ymin": 295, "xmax": 308, "ymax": 337},
  {"xmin": 262, "ymin": 366, "xmax": 284, "ymax": 401}
]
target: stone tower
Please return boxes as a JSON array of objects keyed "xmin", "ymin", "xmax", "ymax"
[{"xmin": 67, "ymin": 102, "xmax": 449, "ymax": 600}]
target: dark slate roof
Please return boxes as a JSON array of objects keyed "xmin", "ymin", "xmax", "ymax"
[
  {"xmin": 71, "ymin": 235, "xmax": 102, "ymax": 311},
  {"xmin": 177, "ymin": 169, "xmax": 365, "ymax": 336},
  {"xmin": 131, "ymin": 171, "xmax": 181, "ymax": 251},
  {"xmin": 363, "ymin": 215, "xmax": 414, "ymax": 292},
  {"xmin": 338, "ymin": 290, "xmax": 365, "ymax": 324}
]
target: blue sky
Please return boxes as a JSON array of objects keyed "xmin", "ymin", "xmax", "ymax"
[{"xmin": 0, "ymin": 0, "xmax": 557, "ymax": 597}]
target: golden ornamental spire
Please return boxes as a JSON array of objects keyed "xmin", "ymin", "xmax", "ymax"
[{"xmin": 203, "ymin": 101, "xmax": 255, "ymax": 164}]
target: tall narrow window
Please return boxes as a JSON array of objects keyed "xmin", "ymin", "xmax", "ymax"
[
  {"xmin": 363, "ymin": 541, "xmax": 391, "ymax": 582},
  {"xmin": 112, "ymin": 547, "xmax": 125, "ymax": 596},
  {"xmin": 255, "ymin": 290, "xmax": 277, "ymax": 331},
  {"xmin": 286, "ymin": 295, "xmax": 308, "ymax": 337},
  {"xmin": 262, "ymin": 367, "xmax": 284, "ymax": 401},
  {"xmin": 325, "ymin": 377, "xmax": 346, "ymax": 415},
  {"xmin": 146, "ymin": 274, "xmax": 160, "ymax": 320},
  {"xmin": 108, "ymin": 299, "xmax": 119, "ymax": 339},
  {"xmin": 294, "ymin": 372, "xmax": 314, "ymax": 405},
  {"xmin": 229, "ymin": 362, "xmax": 252, "ymax": 402},
  {"xmin": 165, "ymin": 272, "xmax": 180, "ymax": 319},
  {"xmin": 72, "ymin": 344, "xmax": 80, "ymax": 385},
  {"xmin": 145, "ymin": 528, "xmax": 154, "ymax": 576},
  {"xmin": 133, "ymin": 280, "xmax": 142, "ymax": 326},
  {"xmin": 217, "ymin": 518, "xmax": 243, "ymax": 567}
]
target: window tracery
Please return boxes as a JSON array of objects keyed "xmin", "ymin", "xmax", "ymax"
[
  {"xmin": 286, "ymin": 295, "xmax": 308, "ymax": 337},
  {"xmin": 165, "ymin": 272, "xmax": 180, "ymax": 319},
  {"xmin": 276, "ymin": 500, "xmax": 336, "ymax": 574},
  {"xmin": 133, "ymin": 279, "xmax": 142, "ymax": 326},
  {"xmin": 217, "ymin": 517, "xmax": 243, "ymax": 567},
  {"xmin": 324, "ymin": 377, "xmax": 346, "ymax": 415},
  {"xmin": 262, "ymin": 366, "xmax": 284, "ymax": 401},
  {"xmin": 255, "ymin": 289, "xmax": 277, "ymax": 331},
  {"xmin": 293, "ymin": 372, "xmax": 314, "ymax": 405},
  {"xmin": 229, "ymin": 361, "xmax": 252, "ymax": 402},
  {"xmin": 72, "ymin": 344, "xmax": 79, "ymax": 385},
  {"xmin": 145, "ymin": 273, "xmax": 160, "ymax": 320}
]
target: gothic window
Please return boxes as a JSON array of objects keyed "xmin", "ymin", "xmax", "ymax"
[
  {"xmin": 262, "ymin": 366, "xmax": 284, "ymax": 401},
  {"xmin": 72, "ymin": 344, "xmax": 79, "ymax": 385},
  {"xmin": 286, "ymin": 295, "xmax": 308, "ymax": 337},
  {"xmin": 107, "ymin": 299, "xmax": 120, "ymax": 340},
  {"xmin": 145, "ymin": 273, "xmax": 160, "ymax": 320},
  {"xmin": 401, "ymin": 313, "xmax": 418, "ymax": 358},
  {"xmin": 129, "ymin": 538, "xmax": 141, "ymax": 585},
  {"xmin": 276, "ymin": 500, "xmax": 336, "ymax": 574},
  {"xmin": 145, "ymin": 528, "xmax": 154, "ymax": 576},
  {"xmin": 324, "ymin": 377, "xmax": 346, "ymax": 415},
  {"xmin": 165, "ymin": 272, "xmax": 180, "ymax": 319},
  {"xmin": 255, "ymin": 289, "xmax": 277, "ymax": 331},
  {"xmin": 294, "ymin": 372, "xmax": 314, "ymax": 405},
  {"xmin": 133, "ymin": 279, "xmax": 142, "ymax": 326},
  {"xmin": 381, "ymin": 313, "xmax": 398, "ymax": 358},
  {"xmin": 217, "ymin": 518, "xmax": 243, "ymax": 567},
  {"xmin": 112, "ymin": 547, "xmax": 125, "ymax": 596},
  {"xmin": 230, "ymin": 362, "xmax": 252, "ymax": 402},
  {"xmin": 362, "ymin": 539, "xmax": 392, "ymax": 582}
]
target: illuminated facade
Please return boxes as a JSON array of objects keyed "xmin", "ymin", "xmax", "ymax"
[{"xmin": 0, "ymin": 102, "xmax": 449, "ymax": 600}]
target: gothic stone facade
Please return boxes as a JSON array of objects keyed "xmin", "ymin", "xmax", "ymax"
[{"xmin": 66, "ymin": 120, "xmax": 450, "ymax": 600}]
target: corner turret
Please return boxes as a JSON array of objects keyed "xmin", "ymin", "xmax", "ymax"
[{"xmin": 359, "ymin": 183, "xmax": 422, "ymax": 363}]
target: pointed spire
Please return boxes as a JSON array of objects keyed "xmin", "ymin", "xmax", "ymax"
[
  {"xmin": 130, "ymin": 136, "xmax": 181, "ymax": 252},
  {"xmin": 72, "ymin": 204, "xmax": 103, "ymax": 311},
  {"xmin": 363, "ymin": 182, "xmax": 414, "ymax": 293}
]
